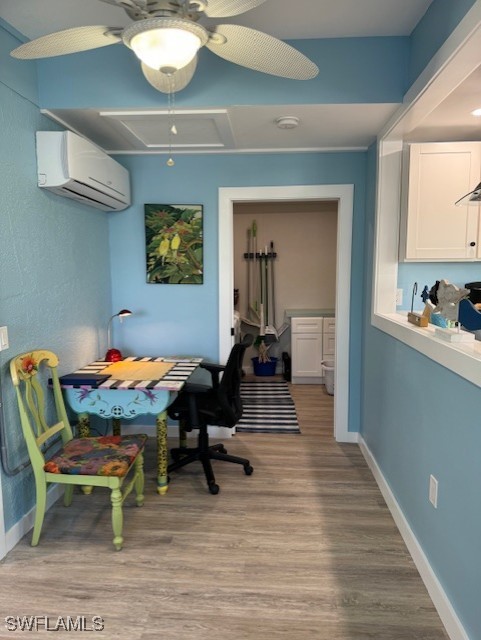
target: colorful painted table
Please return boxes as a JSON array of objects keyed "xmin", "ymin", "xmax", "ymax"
[{"xmin": 60, "ymin": 356, "xmax": 202, "ymax": 494}]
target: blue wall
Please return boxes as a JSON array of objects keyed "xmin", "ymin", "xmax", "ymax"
[
  {"xmin": 1, "ymin": 0, "xmax": 480, "ymax": 634},
  {"xmin": 0, "ymin": 24, "xmax": 113, "ymax": 530},
  {"xmin": 362, "ymin": 2, "xmax": 481, "ymax": 636},
  {"xmin": 363, "ymin": 261, "xmax": 481, "ymax": 639},
  {"xmin": 110, "ymin": 151, "xmax": 367, "ymax": 433},
  {"xmin": 37, "ymin": 36, "xmax": 409, "ymax": 109},
  {"xmin": 409, "ymin": 0, "xmax": 476, "ymax": 85},
  {"xmin": 398, "ymin": 263, "xmax": 481, "ymax": 312}
]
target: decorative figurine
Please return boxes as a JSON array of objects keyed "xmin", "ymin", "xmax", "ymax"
[{"xmin": 431, "ymin": 279, "xmax": 469, "ymax": 323}]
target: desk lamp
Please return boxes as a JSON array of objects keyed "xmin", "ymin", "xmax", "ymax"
[{"xmin": 105, "ymin": 309, "xmax": 132, "ymax": 362}]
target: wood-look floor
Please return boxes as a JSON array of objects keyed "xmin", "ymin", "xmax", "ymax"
[{"xmin": 0, "ymin": 377, "xmax": 449, "ymax": 640}]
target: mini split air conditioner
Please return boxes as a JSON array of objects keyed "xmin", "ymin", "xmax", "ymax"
[{"xmin": 36, "ymin": 131, "xmax": 131, "ymax": 211}]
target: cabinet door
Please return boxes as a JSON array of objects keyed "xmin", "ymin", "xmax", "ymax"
[
  {"xmin": 292, "ymin": 334, "xmax": 323, "ymax": 377},
  {"xmin": 401, "ymin": 142, "xmax": 481, "ymax": 261},
  {"xmin": 323, "ymin": 317, "xmax": 336, "ymax": 333},
  {"xmin": 323, "ymin": 333, "xmax": 336, "ymax": 357}
]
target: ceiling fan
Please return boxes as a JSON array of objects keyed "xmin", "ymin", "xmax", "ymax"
[{"xmin": 10, "ymin": 0, "xmax": 319, "ymax": 94}]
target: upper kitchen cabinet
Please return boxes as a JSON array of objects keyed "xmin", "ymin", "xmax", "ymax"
[{"xmin": 400, "ymin": 142, "xmax": 481, "ymax": 261}]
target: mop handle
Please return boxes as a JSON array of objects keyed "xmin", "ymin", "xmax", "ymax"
[
  {"xmin": 270, "ymin": 241, "xmax": 276, "ymax": 326},
  {"xmin": 252, "ymin": 220, "xmax": 258, "ymax": 312},
  {"xmin": 246, "ymin": 228, "xmax": 251, "ymax": 315},
  {"xmin": 264, "ymin": 247, "xmax": 269, "ymax": 325}
]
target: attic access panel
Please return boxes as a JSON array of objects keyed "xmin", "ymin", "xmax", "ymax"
[{"xmin": 99, "ymin": 109, "xmax": 236, "ymax": 150}]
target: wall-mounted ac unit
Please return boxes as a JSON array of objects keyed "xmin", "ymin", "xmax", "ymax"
[{"xmin": 36, "ymin": 131, "xmax": 131, "ymax": 211}]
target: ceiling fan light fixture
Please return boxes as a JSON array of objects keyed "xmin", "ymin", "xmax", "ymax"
[{"xmin": 123, "ymin": 18, "xmax": 208, "ymax": 72}]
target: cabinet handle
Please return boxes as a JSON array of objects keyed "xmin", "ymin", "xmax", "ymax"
[{"xmin": 470, "ymin": 241, "xmax": 476, "ymax": 247}]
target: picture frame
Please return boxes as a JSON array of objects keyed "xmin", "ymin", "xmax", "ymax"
[{"xmin": 145, "ymin": 203, "xmax": 203, "ymax": 284}]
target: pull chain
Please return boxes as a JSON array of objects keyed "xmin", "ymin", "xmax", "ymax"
[{"xmin": 166, "ymin": 73, "xmax": 177, "ymax": 167}]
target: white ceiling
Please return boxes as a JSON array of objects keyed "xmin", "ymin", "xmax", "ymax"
[
  {"xmin": 2, "ymin": 0, "xmax": 441, "ymax": 154},
  {"xmin": 1, "ymin": 0, "xmax": 433, "ymax": 41}
]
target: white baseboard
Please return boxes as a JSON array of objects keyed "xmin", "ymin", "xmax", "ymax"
[
  {"xmin": 337, "ymin": 431, "xmax": 359, "ymax": 444},
  {"xmin": 359, "ymin": 437, "xmax": 469, "ymax": 640},
  {"xmin": 291, "ymin": 376, "xmax": 323, "ymax": 384},
  {"xmin": 5, "ymin": 484, "xmax": 63, "ymax": 556}
]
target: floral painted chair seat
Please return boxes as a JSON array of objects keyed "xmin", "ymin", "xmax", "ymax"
[
  {"xmin": 10, "ymin": 350, "xmax": 148, "ymax": 551},
  {"xmin": 44, "ymin": 435, "xmax": 147, "ymax": 477}
]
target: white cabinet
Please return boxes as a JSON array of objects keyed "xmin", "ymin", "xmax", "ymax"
[
  {"xmin": 291, "ymin": 316, "xmax": 335, "ymax": 384},
  {"xmin": 291, "ymin": 317, "xmax": 323, "ymax": 382},
  {"xmin": 322, "ymin": 317, "xmax": 335, "ymax": 358},
  {"xmin": 400, "ymin": 142, "xmax": 481, "ymax": 261}
]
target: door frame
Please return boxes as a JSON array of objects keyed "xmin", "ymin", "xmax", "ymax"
[
  {"xmin": 0, "ymin": 467, "xmax": 5, "ymax": 560},
  {"xmin": 218, "ymin": 184, "xmax": 354, "ymax": 443}
]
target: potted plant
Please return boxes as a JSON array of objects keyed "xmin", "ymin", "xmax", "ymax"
[{"xmin": 252, "ymin": 335, "xmax": 277, "ymax": 376}]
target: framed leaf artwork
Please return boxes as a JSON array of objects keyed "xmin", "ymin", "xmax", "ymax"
[{"xmin": 145, "ymin": 204, "xmax": 203, "ymax": 284}]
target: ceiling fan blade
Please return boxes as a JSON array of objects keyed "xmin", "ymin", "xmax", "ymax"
[
  {"xmin": 206, "ymin": 25, "xmax": 319, "ymax": 80},
  {"xmin": 204, "ymin": 0, "xmax": 267, "ymax": 18},
  {"xmin": 141, "ymin": 57, "xmax": 197, "ymax": 93},
  {"xmin": 10, "ymin": 26, "xmax": 122, "ymax": 60}
]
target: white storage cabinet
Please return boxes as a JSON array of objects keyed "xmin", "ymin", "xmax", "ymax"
[
  {"xmin": 322, "ymin": 317, "xmax": 336, "ymax": 358},
  {"xmin": 400, "ymin": 142, "xmax": 481, "ymax": 261},
  {"xmin": 291, "ymin": 316, "xmax": 335, "ymax": 384}
]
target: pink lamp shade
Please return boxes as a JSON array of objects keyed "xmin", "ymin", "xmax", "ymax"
[{"xmin": 105, "ymin": 309, "xmax": 133, "ymax": 361}]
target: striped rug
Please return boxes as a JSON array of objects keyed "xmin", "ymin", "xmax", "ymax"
[{"xmin": 236, "ymin": 381, "xmax": 300, "ymax": 434}]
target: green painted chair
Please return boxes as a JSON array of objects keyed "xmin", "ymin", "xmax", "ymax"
[{"xmin": 9, "ymin": 350, "xmax": 148, "ymax": 551}]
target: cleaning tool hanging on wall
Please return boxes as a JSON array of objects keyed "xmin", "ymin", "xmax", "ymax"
[
  {"xmin": 270, "ymin": 240, "xmax": 276, "ymax": 328},
  {"xmin": 246, "ymin": 226, "xmax": 251, "ymax": 318},
  {"xmin": 251, "ymin": 220, "xmax": 259, "ymax": 320},
  {"xmin": 242, "ymin": 222, "xmax": 285, "ymax": 364}
]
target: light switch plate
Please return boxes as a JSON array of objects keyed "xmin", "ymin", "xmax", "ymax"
[{"xmin": 0, "ymin": 326, "xmax": 9, "ymax": 351}]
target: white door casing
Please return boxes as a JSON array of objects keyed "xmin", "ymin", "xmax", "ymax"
[{"xmin": 218, "ymin": 184, "xmax": 354, "ymax": 443}]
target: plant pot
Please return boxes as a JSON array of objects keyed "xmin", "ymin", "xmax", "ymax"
[{"xmin": 252, "ymin": 356, "xmax": 278, "ymax": 376}]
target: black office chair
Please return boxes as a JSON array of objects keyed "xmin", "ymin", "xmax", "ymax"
[{"xmin": 167, "ymin": 333, "xmax": 254, "ymax": 494}]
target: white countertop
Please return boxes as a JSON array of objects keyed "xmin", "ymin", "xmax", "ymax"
[{"xmin": 285, "ymin": 308, "xmax": 335, "ymax": 319}]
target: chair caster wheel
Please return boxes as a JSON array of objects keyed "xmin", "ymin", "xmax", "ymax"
[
  {"xmin": 208, "ymin": 483, "xmax": 220, "ymax": 495},
  {"xmin": 219, "ymin": 445, "xmax": 227, "ymax": 454},
  {"xmin": 244, "ymin": 464, "xmax": 254, "ymax": 476}
]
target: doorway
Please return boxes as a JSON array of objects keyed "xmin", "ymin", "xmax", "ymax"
[
  {"xmin": 233, "ymin": 200, "xmax": 337, "ymax": 370},
  {"xmin": 218, "ymin": 184, "xmax": 354, "ymax": 443}
]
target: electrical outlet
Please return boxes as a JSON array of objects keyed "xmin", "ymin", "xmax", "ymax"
[
  {"xmin": 0, "ymin": 326, "xmax": 8, "ymax": 351},
  {"xmin": 429, "ymin": 474, "xmax": 438, "ymax": 508},
  {"xmin": 396, "ymin": 288, "xmax": 403, "ymax": 306}
]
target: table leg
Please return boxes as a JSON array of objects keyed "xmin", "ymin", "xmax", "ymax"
[
  {"xmin": 77, "ymin": 413, "xmax": 90, "ymax": 438},
  {"xmin": 156, "ymin": 410, "xmax": 169, "ymax": 495}
]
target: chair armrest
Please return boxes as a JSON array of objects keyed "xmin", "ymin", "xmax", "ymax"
[
  {"xmin": 181, "ymin": 382, "xmax": 211, "ymax": 395},
  {"xmin": 200, "ymin": 362, "xmax": 225, "ymax": 388},
  {"xmin": 168, "ymin": 382, "xmax": 211, "ymax": 425}
]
